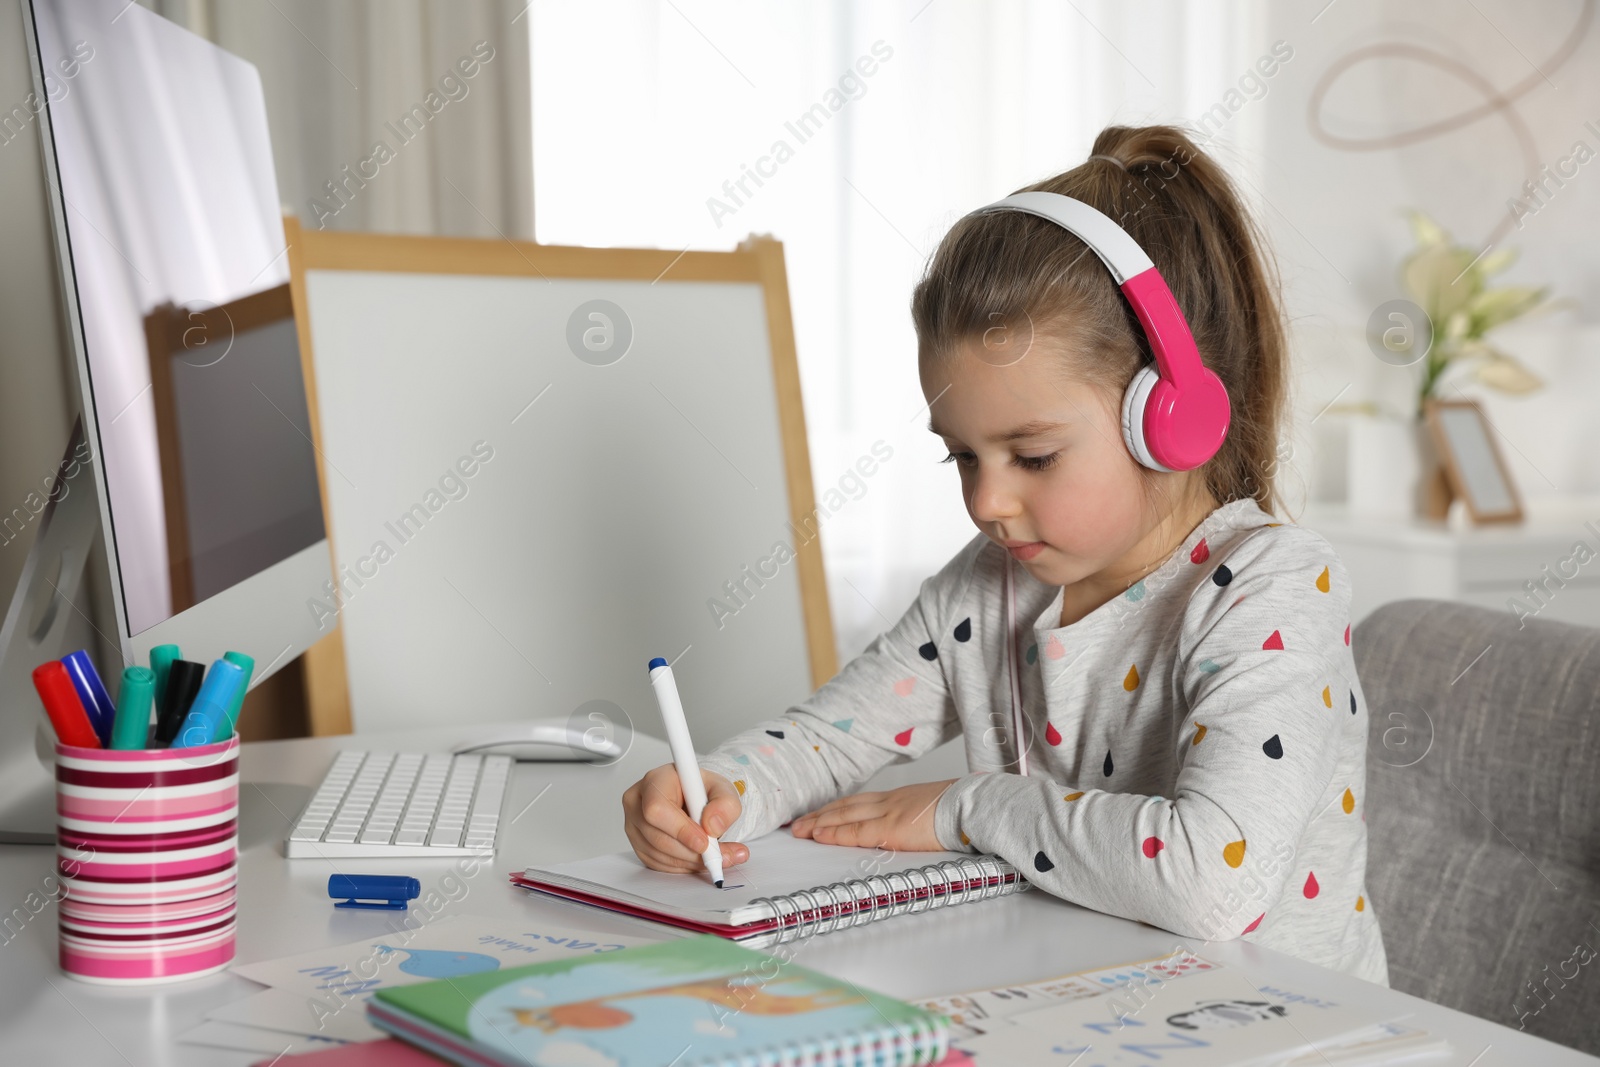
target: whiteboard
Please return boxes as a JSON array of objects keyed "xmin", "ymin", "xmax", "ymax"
[{"xmin": 300, "ymin": 266, "xmax": 819, "ymax": 746}]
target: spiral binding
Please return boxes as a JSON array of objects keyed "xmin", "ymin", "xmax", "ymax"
[
  {"xmin": 712, "ymin": 1010, "xmax": 948, "ymax": 1067},
  {"xmin": 745, "ymin": 853, "xmax": 1026, "ymax": 946}
]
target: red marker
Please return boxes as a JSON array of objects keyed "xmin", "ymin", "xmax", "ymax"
[{"xmin": 31, "ymin": 661, "xmax": 101, "ymax": 748}]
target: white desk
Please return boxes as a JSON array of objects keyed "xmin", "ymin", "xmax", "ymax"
[{"xmin": 0, "ymin": 724, "xmax": 1592, "ymax": 1065}]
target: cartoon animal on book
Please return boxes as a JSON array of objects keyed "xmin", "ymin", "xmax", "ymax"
[
  {"xmin": 1166, "ymin": 999, "xmax": 1288, "ymax": 1030},
  {"xmin": 508, "ymin": 974, "xmax": 864, "ymax": 1033}
]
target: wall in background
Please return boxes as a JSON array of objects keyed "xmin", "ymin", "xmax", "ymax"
[{"xmin": 1259, "ymin": 0, "xmax": 1599, "ymax": 511}]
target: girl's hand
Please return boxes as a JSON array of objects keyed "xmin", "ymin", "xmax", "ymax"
[
  {"xmin": 790, "ymin": 780, "xmax": 957, "ymax": 852},
  {"xmin": 622, "ymin": 763, "xmax": 749, "ymax": 874}
]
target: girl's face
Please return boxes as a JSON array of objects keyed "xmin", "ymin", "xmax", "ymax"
[{"xmin": 920, "ymin": 335, "xmax": 1203, "ymax": 594}]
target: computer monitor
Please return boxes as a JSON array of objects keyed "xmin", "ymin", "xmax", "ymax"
[{"xmin": 0, "ymin": 0, "xmax": 334, "ymax": 839}]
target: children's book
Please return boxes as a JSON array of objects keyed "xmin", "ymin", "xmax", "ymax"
[
  {"xmin": 367, "ymin": 934, "xmax": 953, "ymax": 1067},
  {"xmin": 510, "ymin": 832, "xmax": 1027, "ymax": 946},
  {"xmin": 949, "ymin": 966, "xmax": 1445, "ymax": 1067},
  {"xmin": 915, "ymin": 948, "xmax": 1223, "ymax": 1039}
]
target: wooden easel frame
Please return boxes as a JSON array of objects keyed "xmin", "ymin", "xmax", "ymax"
[{"xmin": 282, "ymin": 217, "xmax": 838, "ymax": 735}]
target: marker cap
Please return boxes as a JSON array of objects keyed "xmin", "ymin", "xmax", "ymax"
[
  {"xmin": 32, "ymin": 661, "xmax": 100, "ymax": 748},
  {"xmin": 62, "ymin": 649, "xmax": 116, "ymax": 746},
  {"xmin": 329, "ymin": 874, "xmax": 421, "ymax": 910},
  {"xmin": 218, "ymin": 651, "xmax": 255, "ymax": 741},
  {"xmin": 111, "ymin": 666, "xmax": 156, "ymax": 750},
  {"xmin": 155, "ymin": 659, "xmax": 205, "ymax": 745},
  {"xmin": 149, "ymin": 644, "xmax": 181, "ymax": 708},
  {"xmin": 172, "ymin": 658, "xmax": 245, "ymax": 749}
]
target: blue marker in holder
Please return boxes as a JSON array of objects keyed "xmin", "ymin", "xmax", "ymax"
[
  {"xmin": 329, "ymin": 874, "xmax": 421, "ymax": 910},
  {"xmin": 62, "ymin": 649, "xmax": 116, "ymax": 746},
  {"xmin": 171, "ymin": 658, "xmax": 246, "ymax": 748}
]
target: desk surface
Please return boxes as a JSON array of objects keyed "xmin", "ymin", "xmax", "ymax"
[{"xmin": 0, "ymin": 724, "xmax": 1591, "ymax": 1065}]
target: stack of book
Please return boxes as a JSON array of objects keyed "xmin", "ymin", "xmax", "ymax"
[{"xmin": 249, "ymin": 933, "xmax": 967, "ymax": 1066}]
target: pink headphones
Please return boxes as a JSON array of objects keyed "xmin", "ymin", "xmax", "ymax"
[{"xmin": 972, "ymin": 191, "xmax": 1231, "ymax": 472}]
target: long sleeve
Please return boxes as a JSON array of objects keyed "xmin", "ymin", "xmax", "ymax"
[
  {"xmin": 933, "ymin": 525, "xmax": 1354, "ymax": 940},
  {"xmin": 698, "ymin": 538, "xmax": 984, "ymax": 842}
]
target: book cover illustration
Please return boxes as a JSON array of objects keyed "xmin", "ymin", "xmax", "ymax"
[{"xmin": 372, "ymin": 934, "xmax": 944, "ymax": 1067}]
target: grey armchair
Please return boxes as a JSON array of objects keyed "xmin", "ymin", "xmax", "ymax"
[{"xmin": 1354, "ymin": 598, "xmax": 1600, "ymax": 1056}]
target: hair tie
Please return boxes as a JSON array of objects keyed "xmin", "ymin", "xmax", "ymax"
[{"xmin": 1087, "ymin": 154, "xmax": 1128, "ymax": 171}]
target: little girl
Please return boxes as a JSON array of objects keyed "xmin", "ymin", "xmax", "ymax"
[{"xmin": 621, "ymin": 124, "xmax": 1388, "ymax": 985}]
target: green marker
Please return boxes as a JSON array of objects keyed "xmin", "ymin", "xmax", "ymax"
[
  {"xmin": 149, "ymin": 644, "xmax": 180, "ymax": 707},
  {"xmin": 111, "ymin": 666, "xmax": 156, "ymax": 750},
  {"xmin": 214, "ymin": 650, "xmax": 255, "ymax": 741}
]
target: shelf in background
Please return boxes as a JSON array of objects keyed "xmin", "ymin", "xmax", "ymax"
[{"xmin": 1298, "ymin": 499, "xmax": 1600, "ymax": 629}]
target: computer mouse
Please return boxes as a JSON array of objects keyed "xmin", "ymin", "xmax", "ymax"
[{"xmin": 451, "ymin": 722, "xmax": 625, "ymax": 762}]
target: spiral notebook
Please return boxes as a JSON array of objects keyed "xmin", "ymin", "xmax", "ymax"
[
  {"xmin": 368, "ymin": 935, "xmax": 955, "ymax": 1067},
  {"xmin": 510, "ymin": 833, "xmax": 1028, "ymax": 946}
]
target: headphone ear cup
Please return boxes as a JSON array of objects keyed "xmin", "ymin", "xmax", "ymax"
[{"xmin": 1121, "ymin": 363, "xmax": 1174, "ymax": 473}]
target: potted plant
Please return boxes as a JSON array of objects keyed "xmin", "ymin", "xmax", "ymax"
[
  {"xmin": 1401, "ymin": 210, "xmax": 1550, "ymax": 417},
  {"xmin": 1401, "ymin": 212, "xmax": 1554, "ymax": 518}
]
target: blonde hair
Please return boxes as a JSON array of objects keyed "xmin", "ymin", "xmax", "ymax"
[{"xmin": 910, "ymin": 124, "xmax": 1289, "ymax": 518}]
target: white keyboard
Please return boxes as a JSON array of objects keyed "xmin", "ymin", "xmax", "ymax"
[{"xmin": 286, "ymin": 751, "xmax": 512, "ymax": 858}]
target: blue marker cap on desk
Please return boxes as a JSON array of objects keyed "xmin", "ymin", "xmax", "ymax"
[{"xmin": 329, "ymin": 874, "xmax": 421, "ymax": 910}]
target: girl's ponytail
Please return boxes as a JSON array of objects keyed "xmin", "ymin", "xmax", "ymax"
[{"xmin": 911, "ymin": 125, "xmax": 1290, "ymax": 518}]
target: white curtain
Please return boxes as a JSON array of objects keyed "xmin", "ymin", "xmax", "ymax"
[
  {"xmin": 157, "ymin": 0, "xmax": 534, "ymax": 240},
  {"xmin": 528, "ymin": 0, "xmax": 1269, "ymax": 661}
]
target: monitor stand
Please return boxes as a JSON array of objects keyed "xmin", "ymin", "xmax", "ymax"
[{"xmin": 0, "ymin": 419, "xmax": 104, "ymax": 843}]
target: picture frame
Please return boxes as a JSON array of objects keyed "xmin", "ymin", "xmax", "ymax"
[{"xmin": 1423, "ymin": 397, "xmax": 1524, "ymax": 524}]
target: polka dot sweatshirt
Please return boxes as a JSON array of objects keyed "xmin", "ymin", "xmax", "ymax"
[{"xmin": 698, "ymin": 496, "xmax": 1389, "ymax": 985}]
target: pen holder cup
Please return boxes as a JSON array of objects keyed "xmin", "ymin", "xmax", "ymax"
[{"xmin": 54, "ymin": 734, "xmax": 240, "ymax": 984}]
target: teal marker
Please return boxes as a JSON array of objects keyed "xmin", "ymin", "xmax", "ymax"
[
  {"xmin": 149, "ymin": 644, "xmax": 180, "ymax": 708},
  {"xmin": 173, "ymin": 659, "xmax": 245, "ymax": 749},
  {"xmin": 214, "ymin": 650, "xmax": 255, "ymax": 742},
  {"xmin": 111, "ymin": 666, "xmax": 156, "ymax": 750}
]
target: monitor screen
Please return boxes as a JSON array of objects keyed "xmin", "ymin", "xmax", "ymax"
[{"xmin": 32, "ymin": 0, "xmax": 324, "ymax": 637}]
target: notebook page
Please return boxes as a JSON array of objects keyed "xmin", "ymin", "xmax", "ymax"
[{"xmin": 524, "ymin": 833, "xmax": 982, "ymax": 926}]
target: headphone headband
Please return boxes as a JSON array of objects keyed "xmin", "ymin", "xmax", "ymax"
[
  {"xmin": 965, "ymin": 190, "xmax": 1231, "ymax": 472},
  {"xmin": 974, "ymin": 192, "xmax": 1151, "ymax": 284}
]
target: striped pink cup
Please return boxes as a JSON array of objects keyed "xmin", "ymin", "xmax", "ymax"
[{"xmin": 54, "ymin": 734, "xmax": 239, "ymax": 984}]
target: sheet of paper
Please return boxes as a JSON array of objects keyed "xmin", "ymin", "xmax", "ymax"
[
  {"xmin": 955, "ymin": 969, "xmax": 1377, "ymax": 1067},
  {"xmin": 1276, "ymin": 1020, "xmax": 1450, "ymax": 1066},
  {"xmin": 529, "ymin": 832, "xmax": 990, "ymax": 924},
  {"xmin": 178, "ymin": 1019, "xmax": 348, "ymax": 1056},
  {"xmin": 230, "ymin": 913, "xmax": 661, "ymax": 1004},
  {"xmin": 207, "ymin": 988, "xmax": 383, "ymax": 1044},
  {"xmin": 916, "ymin": 950, "xmax": 1221, "ymax": 1039}
]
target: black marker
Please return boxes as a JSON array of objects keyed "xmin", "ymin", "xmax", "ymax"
[{"xmin": 154, "ymin": 658, "xmax": 205, "ymax": 746}]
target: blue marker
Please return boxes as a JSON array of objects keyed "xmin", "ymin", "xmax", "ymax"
[
  {"xmin": 329, "ymin": 874, "xmax": 421, "ymax": 911},
  {"xmin": 213, "ymin": 650, "xmax": 255, "ymax": 742},
  {"xmin": 171, "ymin": 658, "xmax": 246, "ymax": 748},
  {"xmin": 62, "ymin": 650, "xmax": 116, "ymax": 746}
]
